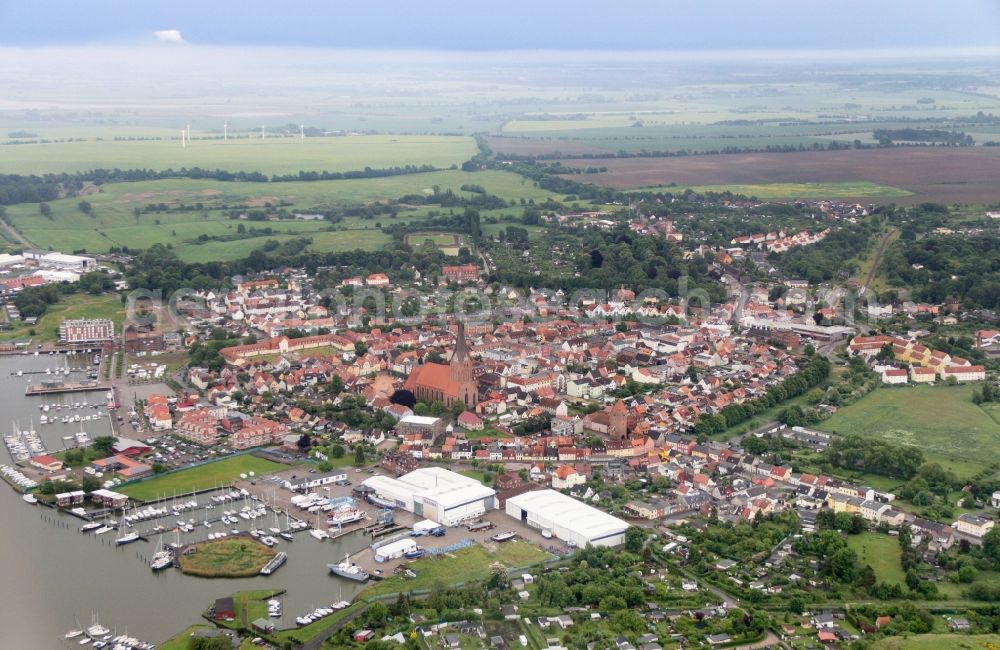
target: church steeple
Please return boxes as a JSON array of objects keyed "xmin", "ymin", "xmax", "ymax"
[
  {"xmin": 450, "ymin": 321, "xmax": 474, "ymax": 386},
  {"xmin": 451, "ymin": 321, "xmax": 470, "ymax": 365}
]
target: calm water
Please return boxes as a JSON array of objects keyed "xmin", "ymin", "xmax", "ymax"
[{"xmin": 0, "ymin": 354, "xmax": 368, "ymax": 648}]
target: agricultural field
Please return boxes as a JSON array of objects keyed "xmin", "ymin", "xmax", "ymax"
[
  {"xmin": 119, "ymin": 455, "xmax": 286, "ymax": 501},
  {"xmin": 816, "ymin": 385, "xmax": 1000, "ymax": 477},
  {"xmin": 557, "ymin": 148, "xmax": 1000, "ymax": 205},
  {"xmin": 846, "ymin": 533, "xmax": 905, "ymax": 585},
  {"xmin": 0, "ymin": 134, "xmax": 477, "ymax": 175},
  {"xmin": 2, "ymin": 170, "xmax": 563, "ymax": 259},
  {"xmin": 0, "ymin": 292, "xmax": 124, "ymax": 343},
  {"xmin": 627, "ymin": 182, "xmax": 913, "ymax": 200}
]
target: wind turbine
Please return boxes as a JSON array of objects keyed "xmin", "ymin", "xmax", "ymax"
[
  {"xmin": 181, "ymin": 129, "xmax": 186, "ymax": 149},
  {"xmin": 223, "ymin": 121, "xmax": 228, "ymax": 143},
  {"xmin": 300, "ymin": 124, "xmax": 304, "ymax": 140},
  {"xmin": 261, "ymin": 125, "xmax": 265, "ymax": 140}
]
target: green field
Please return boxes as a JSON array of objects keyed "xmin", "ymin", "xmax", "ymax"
[
  {"xmin": 628, "ymin": 181, "xmax": 914, "ymax": 199},
  {"xmin": 178, "ymin": 537, "xmax": 276, "ymax": 578},
  {"xmin": 846, "ymin": 532, "xmax": 905, "ymax": 585},
  {"xmin": 3, "ymin": 170, "xmax": 560, "ymax": 259},
  {"xmin": 407, "ymin": 232, "xmax": 459, "ymax": 246},
  {"xmin": 817, "ymin": 385, "xmax": 1000, "ymax": 476},
  {"xmin": 159, "ymin": 625, "xmax": 220, "ymax": 650},
  {"xmin": 0, "ymin": 134, "xmax": 477, "ymax": 175},
  {"xmin": 0, "ymin": 292, "xmax": 124, "ymax": 343},
  {"xmin": 872, "ymin": 634, "xmax": 1000, "ymax": 649},
  {"xmin": 361, "ymin": 541, "xmax": 551, "ymax": 599},
  {"xmin": 120, "ymin": 455, "xmax": 286, "ymax": 501}
]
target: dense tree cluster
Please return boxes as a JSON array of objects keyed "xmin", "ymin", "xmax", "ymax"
[
  {"xmin": 769, "ymin": 222, "xmax": 877, "ymax": 284},
  {"xmin": 823, "ymin": 434, "xmax": 924, "ymax": 479},
  {"xmin": 884, "ymin": 233, "xmax": 1000, "ymax": 309}
]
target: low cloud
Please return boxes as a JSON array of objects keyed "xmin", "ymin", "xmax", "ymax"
[{"xmin": 154, "ymin": 29, "xmax": 186, "ymax": 45}]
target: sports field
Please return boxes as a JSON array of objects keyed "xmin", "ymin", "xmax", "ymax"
[
  {"xmin": 817, "ymin": 385, "xmax": 1000, "ymax": 476},
  {"xmin": 120, "ymin": 455, "xmax": 286, "ymax": 502},
  {"xmin": 846, "ymin": 533, "xmax": 905, "ymax": 585},
  {"xmin": 0, "ymin": 134, "xmax": 477, "ymax": 175}
]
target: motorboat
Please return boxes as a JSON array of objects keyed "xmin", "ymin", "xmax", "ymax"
[
  {"xmin": 327, "ymin": 553, "xmax": 370, "ymax": 582},
  {"xmin": 403, "ymin": 546, "xmax": 425, "ymax": 559},
  {"xmin": 490, "ymin": 531, "xmax": 517, "ymax": 543},
  {"xmin": 22, "ymin": 493, "xmax": 37, "ymax": 504}
]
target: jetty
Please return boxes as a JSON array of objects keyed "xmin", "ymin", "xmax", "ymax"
[{"xmin": 26, "ymin": 380, "xmax": 111, "ymax": 396}]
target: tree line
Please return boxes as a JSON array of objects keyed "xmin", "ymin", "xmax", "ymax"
[{"xmin": 693, "ymin": 354, "xmax": 832, "ymax": 436}]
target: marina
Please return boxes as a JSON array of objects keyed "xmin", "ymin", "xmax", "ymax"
[{"xmin": 0, "ymin": 354, "xmax": 371, "ymax": 647}]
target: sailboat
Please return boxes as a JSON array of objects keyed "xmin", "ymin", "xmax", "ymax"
[
  {"xmin": 150, "ymin": 536, "xmax": 173, "ymax": 571},
  {"xmin": 64, "ymin": 616, "xmax": 84, "ymax": 639},
  {"xmin": 115, "ymin": 509, "xmax": 139, "ymax": 546}
]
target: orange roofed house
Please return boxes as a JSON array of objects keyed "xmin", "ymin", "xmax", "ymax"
[{"xmin": 403, "ymin": 322, "xmax": 478, "ymax": 409}]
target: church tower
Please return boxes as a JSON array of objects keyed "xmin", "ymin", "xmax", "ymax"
[
  {"xmin": 449, "ymin": 321, "xmax": 477, "ymax": 407},
  {"xmin": 608, "ymin": 399, "xmax": 629, "ymax": 441}
]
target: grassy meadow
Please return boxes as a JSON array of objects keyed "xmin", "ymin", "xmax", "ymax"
[
  {"xmin": 0, "ymin": 292, "xmax": 124, "ymax": 343},
  {"xmin": 846, "ymin": 533, "xmax": 906, "ymax": 585},
  {"xmin": 816, "ymin": 385, "xmax": 1000, "ymax": 477},
  {"xmin": 0, "ymin": 134, "xmax": 477, "ymax": 175},
  {"xmin": 2, "ymin": 170, "xmax": 563, "ymax": 260},
  {"xmin": 120, "ymin": 455, "xmax": 286, "ymax": 501},
  {"xmin": 871, "ymin": 634, "xmax": 1000, "ymax": 650},
  {"xmin": 178, "ymin": 537, "xmax": 276, "ymax": 578},
  {"xmin": 361, "ymin": 541, "xmax": 551, "ymax": 599}
]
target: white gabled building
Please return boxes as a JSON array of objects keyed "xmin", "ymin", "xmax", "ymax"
[
  {"xmin": 505, "ymin": 489, "xmax": 628, "ymax": 548},
  {"xmin": 362, "ymin": 467, "xmax": 495, "ymax": 526}
]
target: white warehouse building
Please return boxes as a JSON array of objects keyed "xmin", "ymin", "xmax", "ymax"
[
  {"xmin": 505, "ymin": 489, "xmax": 628, "ymax": 548},
  {"xmin": 362, "ymin": 467, "xmax": 495, "ymax": 526}
]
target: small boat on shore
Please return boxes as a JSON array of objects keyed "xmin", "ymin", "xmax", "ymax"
[
  {"xmin": 328, "ymin": 553, "xmax": 369, "ymax": 582},
  {"xmin": 490, "ymin": 531, "xmax": 517, "ymax": 543},
  {"xmin": 403, "ymin": 546, "xmax": 425, "ymax": 559}
]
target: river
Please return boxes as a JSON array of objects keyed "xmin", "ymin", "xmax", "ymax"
[{"xmin": 0, "ymin": 353, "xmax": 368, "ymax": 648}]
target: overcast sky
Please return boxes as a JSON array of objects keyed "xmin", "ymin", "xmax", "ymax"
[{"xmin": 1, "ymin": 0, "xmax": 999, "ymax": 51}]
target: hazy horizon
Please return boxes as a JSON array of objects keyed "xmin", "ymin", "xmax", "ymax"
[{"xmin": 2, "ymin": 0, "xmax": 999, "ymax": 51}]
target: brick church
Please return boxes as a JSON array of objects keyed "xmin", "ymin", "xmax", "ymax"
[{"xmin": 403, "ymin": 322, "xmax": 478, "ymax": 409}]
